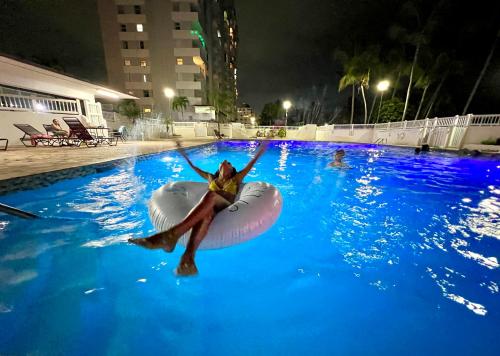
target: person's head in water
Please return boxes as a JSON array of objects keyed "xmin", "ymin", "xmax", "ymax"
[
  {"xmin": 214, "ymin": 160, "xmax": 237, "ymax": 179},
  {"xmin": 415, "ymin": 147, "xmax": 421, "ymax": 154},
  {"xmin": 335, "ymin": 149, "xmax": 346, "ymax": 162}
]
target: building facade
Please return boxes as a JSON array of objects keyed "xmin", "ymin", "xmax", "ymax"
[{"xmin": 97, "ymin": 0, "xmax": 238, "ymax": 121}]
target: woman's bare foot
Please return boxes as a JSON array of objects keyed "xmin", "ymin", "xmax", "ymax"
[
  {"xmin": 128, "ymin": 229, "xmax": 179, "ymax": 252},
  {"xmin": 175, "ymin": 255, "xmax": 198, "ymax": 276}
]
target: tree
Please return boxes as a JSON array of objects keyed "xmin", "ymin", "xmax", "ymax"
[
  {"xmin": 171, "ymin": 96, "xmax": 189, "ymax": 120},
  {"xmin": 118, "ymin": 99, "xmax": 141, "ymax": 124},
  {"xmin": 389, "ymin": 0, "xmax": 444, "ymax": 121},
  {"xmin": 336, "ymin": 48, "xmax": 380, "ymax": 125},
  {"xmin": 209, "ymin": 89, "xmax": 234, "ymax": 132},
  {"xmin": 260, "ymin": 101, "xmax": 283, "ymax": 126},
  {"xmin": 462, "ymin": 28, "xmax": 499, "ymax": 115},
  {"xmin": 377, "ymin": 97, "xmax": 406, "ymax": 122}
]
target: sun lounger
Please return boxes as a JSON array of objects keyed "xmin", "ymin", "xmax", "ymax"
[
  {"xmin": 43, "ymin": 124, "xmax": 70, "ymax": 146},
  {"xmin": 214, "ymin": 129, "xmax": 225, "ymax": 140},
  {"xmin": 13, "ymin": 124, "xmax": 58, "ymax": 147},
  {"xmin": 63, "ymin": 117, "xmax": 118, "ymax": 147}
]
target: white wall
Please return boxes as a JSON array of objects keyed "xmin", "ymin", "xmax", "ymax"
[
  {"xmin": 463, "ymin": 126, "xmax": 500, "ymax": 145},
  {"xmin": 317, "ymin": 127, "xmax": 374, "ymax": 143},
  {"xmin": 0, "ymin": 111, "xmax": 72, "ymax": 146}
]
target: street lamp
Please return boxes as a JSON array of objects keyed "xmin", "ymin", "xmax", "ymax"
[
  {"xmin": 283, "ymin": 100, "xmax": 292, "ymax": 127},
  {"xmin": 376, "ymin": 80, "xmax": 390, "ymax": 123},
  {"xmin": 164, "ymin": 87, "xmax": 175, "ymax": 134}
]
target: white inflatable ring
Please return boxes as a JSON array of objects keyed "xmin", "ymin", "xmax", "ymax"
[{"xmin": 148, "ymin": 181, "xmax": 283, "ymax": 250}]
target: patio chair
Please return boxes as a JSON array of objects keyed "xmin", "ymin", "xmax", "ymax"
[
  {"xmin": 111, "ymin": 125, "xmax": 127, "ymax": 142},
  {"xmin": 214, "ymin": 129, "xmax": 225, "ymax": 140},
  {"xmin": 0, "ymin": 138, "xmax": 7, "ymax": 150},
  {"xmin": 13, "ymin": 124, "xmax": 57, "ymax": 147},
  {"xmin": 63, "ymin": 117, "xmax": 118, "ymax": 147}
]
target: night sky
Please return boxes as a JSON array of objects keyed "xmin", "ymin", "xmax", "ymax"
[{"xmin": 0, "ymin": 0, "xmax": 499, "ymax": 116}]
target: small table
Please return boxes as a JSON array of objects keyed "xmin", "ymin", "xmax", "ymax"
[{"xmin": 0, "ymin": 138, "xmax": 8, "ymax": 151}]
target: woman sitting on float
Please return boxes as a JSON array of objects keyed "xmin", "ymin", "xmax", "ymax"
[{"xmin": 129, "ymin": 140, "xmax": 269, "ymax": 276}]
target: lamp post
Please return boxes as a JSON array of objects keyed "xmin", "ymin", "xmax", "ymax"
[
  {"xmin": 164, "ymin": 87, "xmax": 175, "ymax": 135},
  {"xmin": 376, "ymin": 80, "xmax": 390, "ymax": 123},
  {"xmin": 283, "ymin": 100, "xmax": 292, "ymax": 127}
]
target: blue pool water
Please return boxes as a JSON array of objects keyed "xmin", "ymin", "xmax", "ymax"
[{"xmin": 0, "ymin": 141, "xmax": 499, "ymax": 355}]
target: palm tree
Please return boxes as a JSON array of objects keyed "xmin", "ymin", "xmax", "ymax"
[
  {"xmin": 462, "ymin": 28, "xmax": 499, "ymax": 115},
  {"xmin": 209, "ymin": 89, "xmax": 233, "ymax": 132},
  {"xmin": 336, "ymin": 48, "xmax": 379, "ymax": 125},
  {"xmin": 171, "ymin": 96, "xmax": 189, "ymax": 121},
  {"xmin": 389, "ymin": 0, "xmax": 444, "ymax": 121}
]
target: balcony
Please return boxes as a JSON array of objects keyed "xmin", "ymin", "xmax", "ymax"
[
  {"xmin": 123, "ymin": 66, "xmax": 150, "ymax": 74},
  {"xmin": 172, "ymin": 30, "xmax": 197, "ymax": 40},
  {"xmin": 174, "ymin": 48, "xmax": 200, "ymax": 57},
  {"xmin": 117, "ymin": 14, "xmax": 146, "ymax": 23},
  {"xmin": 119, "ymin": 32, "xmax": 149, "ymax": 41},
  {"xmin": 176, "ymin": 81, "xmax": 202, "ymax": 90},
  {"xmin": 175, "ymin": 65, "xmax": 200, "ymax": 74},
  {"xmin": 125, "ymin": 82, "xmax": 152, "ymax": 90},
  {"xmin": 121, "ymin": 49, "xmax": 150, "ymax": 57},
  {"xmin": 187, "ymin": 97, "xmax": 202, "ymax": 105},
  {"xmin": 171, "ymin": 11, "xmax": 198, "ymax": 22}
]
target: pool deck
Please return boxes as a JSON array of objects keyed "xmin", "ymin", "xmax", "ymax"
[{"xmin": 0, "ymin": 139, "xmax": 215, "ymax": 181}]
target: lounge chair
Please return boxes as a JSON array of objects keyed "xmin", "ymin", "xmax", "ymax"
[
  {"xmin": 13, "ymin": 124, "xmax": 58, "ymax": 147},
  {"xmin": 63, "ymin": 117, "xmax": 118, "ymax": 147},
  {"xmin": 43, "ymin": 124, "xmax": 69, "ymax": 146},
  {"xmin": 214, "ymin": 129, "xmax": 225, "ymax": 140},
  {"xmin": 0, "ymin": 138, "xmax": 7, "ymax": 150}
]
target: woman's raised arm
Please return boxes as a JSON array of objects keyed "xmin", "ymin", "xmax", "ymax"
[
  {"xmin": 235, "ymin": 141, "xmax": 269, "ymax": 182},
  {"xmin": 176, "ymin": 142, "xmax": 212, "ymax": 180}
]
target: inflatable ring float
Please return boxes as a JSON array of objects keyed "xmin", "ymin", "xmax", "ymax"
[{"xmin": 148, "ymin": 181, "xmax": 283, "ymax": 250}]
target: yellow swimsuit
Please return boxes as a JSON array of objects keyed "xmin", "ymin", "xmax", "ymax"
[{"xmin": 208, "ymin": 178, "xmax": 238, "ymax": 195}]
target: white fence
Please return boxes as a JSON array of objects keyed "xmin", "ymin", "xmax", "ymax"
[{"xmin": 170, "ymin": 114, "xmax": 500, "ymax": 149}]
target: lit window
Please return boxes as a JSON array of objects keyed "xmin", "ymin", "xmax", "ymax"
[
  {"xmin": 177, "ymin": 58, "xmax": 183, "ymax": 65},
  {"xmin": 229, "ymin": 27, "xmax": 233, "ymax": 35},
  {"xmin": 143, "ymin": 75, "xmax": 147, "ymax": 82},
  {"xmin": 144, "ymin": 108, "xmax": 151, "ymax": 113},
  {"xmin": 140, "ymin": 59, "xmax": 147, "ymax": 67},
  {"xmin": 120, "ymin": 24, "xmax": 127, "ymax": 32},
  {"xmin": 137, "ymin": 24, "xmax": 143, "ymax": 32},
  {"xmin": 124, "ymin": 59, "xmax": 131, "ymax": 66},
  {"xmin": 217, "ymin": 30, "xmax": 221, "ymax": 38}
]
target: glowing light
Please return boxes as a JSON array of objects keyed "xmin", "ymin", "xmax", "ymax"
[
  {"xmin": 34, "ymin": 103, "xmax": 45, "ymax": 111},
  {"xmin": 376, "ymin": 80, "xmax": 390, "ymax": 92},
  {"xmin": 283, "ymin": 100, "xmax": 292, "ymax": 110},
  {"xmin": 96, "ymin": 89, "xmax": 119, "ymax": 99},
  {"xmin": 163, "ymin": 88, "xmax": 175, "ymax": 98}
]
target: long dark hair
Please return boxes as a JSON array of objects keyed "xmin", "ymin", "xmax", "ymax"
[{"xmin": 213, "ymin": 167, "xmax": 237, "ymax": 178}]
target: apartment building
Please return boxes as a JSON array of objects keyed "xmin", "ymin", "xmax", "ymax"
[{"xmin": 97, "ymin": 0, "xmax": 238, "ymax": 121}]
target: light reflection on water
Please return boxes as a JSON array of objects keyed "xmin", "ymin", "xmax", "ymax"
[{"xmin": 0, "ymin": 141, "xmax": 499, "ymax": 354}]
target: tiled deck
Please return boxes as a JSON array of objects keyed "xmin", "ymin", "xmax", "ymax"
[{"xmin": 0, "ymin": 139, "xmax": 215, "ymax": 181}]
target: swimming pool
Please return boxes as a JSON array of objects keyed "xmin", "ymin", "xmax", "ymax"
[{"xmin": 0, "ymin": 141, "xmax": 499, "ymax": 355}]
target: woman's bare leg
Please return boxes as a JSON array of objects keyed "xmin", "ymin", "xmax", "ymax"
[
  {"xmin": 176, "ymin": 212, "xmax": 214, "ymax": 276},
  {"xmin": 129, "ymin": 191, "xmax": 230, "ymax": 251}
]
